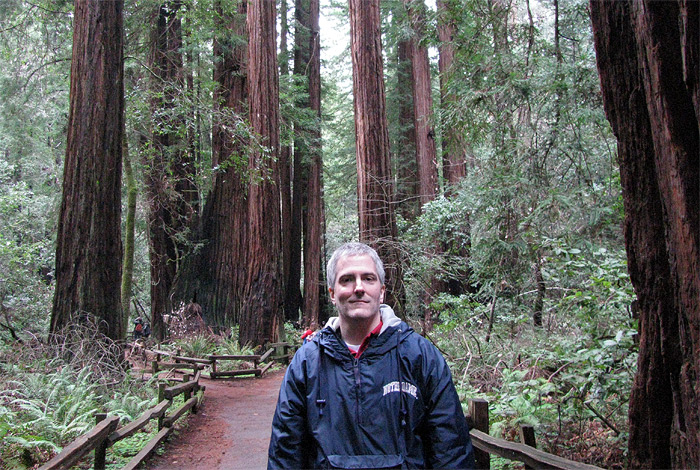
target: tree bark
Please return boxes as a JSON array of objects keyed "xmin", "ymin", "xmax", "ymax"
[
  {"xmin": 172, "ymin": 0, "xmax": 248, "ymax": 328},
  {"xmin": 51, "ymin": 0, "xmax": 124, "ymax": 341},
  {"xmin": 394, "ymin": 18, "xmax": 418, "ymax": 220},
  {"xmin": 437, "ymin": 0, "xmax": 467, "ymax": 187},
  {"xmin": 299, "ymin": 0, "xmax": 324, "ymax": 330},
  {"xmin": 591, "ymin": 0, "xmax": 699, "ymax": 466},
  {"xmin": 349, "ymin": 0, "xmax": 404, "ymax": 313},
  {"xmin": 121, "ymin": 132, "xmax": 137, "ymax": 334},
  {"xmin": 239, "ymin": 0, "xmax": 283, "ymax": 347},
  {"xmin": 404, "ymin": 0, "xmax": 437, "ymax": 207},
  {"xmin": 145, "ymin": 1, "xmax": 197, "ymax": 340},
  {"xmin": 280, "ymin": 0, "xmax": 298, "ymax": 323}
]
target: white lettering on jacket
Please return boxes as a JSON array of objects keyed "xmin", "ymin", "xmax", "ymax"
[{"xmin": 382, "ymin": 381, "xmax": 418, "ymax": 399}]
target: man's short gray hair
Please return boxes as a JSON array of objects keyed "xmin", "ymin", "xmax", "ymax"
[{"xmin": 326, "ymin": 242, "xmax": 385, "ymax": 288}]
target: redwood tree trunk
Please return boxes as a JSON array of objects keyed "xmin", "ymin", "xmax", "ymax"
[
  {"xmin": 172, "ymin": 0, "xmax": 248, "ymax": 328},
  {"xmin": 437, "ymin": 0, "xmax": 467, "ymax": 187},
  {"xmin": 280, "ymin": 0, "xmax": 297, "ymax": 323},
  {"xmin": 591, "ymin": 0, "xmax": 699, "ymax": 466},
  {"xmin": 51, "ymin": 0, "xmax": 124, "ymax": 341},
  {"xmin": 395, "ymin": 36, "xmax": 418, "ymax": 220},
  {"xmin": 349, "ymin": 0, "xmax": 404, "ymax": 312},
  {"xmin": 404, "ymin": 0, "xmax": 437, "ymax": 207},
  {"xmin": 299, "ymin": 0, "xmax": 324, "ymax": 329},
  {"xmin": 239, "ymin": 0, "xmax": 283, "ymax": 347},
  {"xmin": 145, "ymin": 1, "xmax": 197, "ymax": 340}
]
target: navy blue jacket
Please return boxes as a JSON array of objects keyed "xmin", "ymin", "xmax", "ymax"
[{"xmin": 268, "ymin": 306, "xmax": 475, "ymax": 469}]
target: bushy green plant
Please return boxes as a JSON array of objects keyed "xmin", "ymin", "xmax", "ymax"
[
  {"xmin": 0, "ymin": 325, "xmax": 165, "ymax": 468},
  {"xmin": 172, "ymin": 334, "xmax": 217, "ymax": 358}
]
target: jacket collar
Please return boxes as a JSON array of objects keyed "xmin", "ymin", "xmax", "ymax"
[{"xmin": 319, "ymin": 305, "xmax": 411, "ymax": 358}]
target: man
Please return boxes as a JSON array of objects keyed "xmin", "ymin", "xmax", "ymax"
[{"xmin": 268, "ymin": 242, "xmax": 475, "ymax": 469}]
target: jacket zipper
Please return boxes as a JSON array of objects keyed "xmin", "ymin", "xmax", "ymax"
[{"xmin": 353, "ymin": 356, "xmax": 361, "ymax": 425}]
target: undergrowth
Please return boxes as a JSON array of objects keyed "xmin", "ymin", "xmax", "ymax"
[
  {"xmin": 425, "ymin": 246, "xmax": 635, "ymax": 469},
  {"xmin": 0, "ymin": 317, "xmax": 161, "ymax": 469}
]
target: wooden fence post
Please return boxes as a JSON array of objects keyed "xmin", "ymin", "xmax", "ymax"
[
  {"xmin": 157, "ymin": 383, "xmax": 166, "ymax": 430},
  {"xmin": 94, "ymin": 413, "xmax": 108, "ymax": 470},
  {"xmin": 152, "ymin": 360, "xmax": 159, "ymax": 375},
  {"xmin": 519, "ymin": 424, "xmax": 537, "ymax": 470},
  {"xmin": 468, "ymin": 398, "xmax": 490, "ymax": 470},
  {"xmin": 183, "ymin": 374, "xmax": 191, "ymax": 401}
]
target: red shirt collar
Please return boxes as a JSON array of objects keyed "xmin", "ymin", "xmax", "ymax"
[{"xmin": 348, "ymin": 321, "xmax": 383, "ymax": 358}]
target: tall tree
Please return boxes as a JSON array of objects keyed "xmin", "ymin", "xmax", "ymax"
[
  {"xmin": 51, "ymin": 0, "xmax": 125, "ymax": 340},
  {"xmin": 144, "ymin": 1, "xmax": 198, "ymax": 339},
  {"xmin": 404, "ymin": 0, "xmax": 437, "ymax": 207},
  {"xmin": 280, "ymin": 0, "xmax": 299, "ymax": 323},
  {"xmin": 348, "ymin": 0, "xmax": 404, "ymax": 311},
  {"xmin": 591, "ymin": 0, "xmax": 699, "ymax": 467},
  {"xmin": 436, "ymin": 0, "xmax": 466, "ymax": 187},
  {"xmin": 295, "ymin": 0, "xmax": 325, "ymax": 329},
  {"xmin": 239, "ymin": 0, "xmax": 283, "ymax": 346},
  {"xmin": 171, "ymin": 0, "xmax": 249, "ymax": 328},
  {"xmin": 121, "ymin": 133, "xmax": 137, "ymax": 335}
]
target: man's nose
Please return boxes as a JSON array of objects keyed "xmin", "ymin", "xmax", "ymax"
[{"xmin": 353, "ymin": 278, "xmax": 365, "ymax": 293}]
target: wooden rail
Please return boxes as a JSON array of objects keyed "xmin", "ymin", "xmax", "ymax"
[
  {"xmin": 466, "ymin": 399, "xmax": 603, "ymax": 470},
  {"xmin": 207, "ymin": 342, "xmax": 295, "ymax": 379},
  {"xmin": 38, "ymin": 373, "xmax": 204, "ymax": 470}
]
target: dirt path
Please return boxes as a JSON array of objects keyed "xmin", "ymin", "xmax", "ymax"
[{"xmin": 146, "ymin": 369, "xmax": 285, "ymax": 470}]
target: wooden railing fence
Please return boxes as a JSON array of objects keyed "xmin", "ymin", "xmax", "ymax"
[
  {"xmin": 37, "ymin": 342, "xmax": 294, "ymax": 469},
  {"xmin": 466, "ymin": 398, "xmax": 603, "ymax": 470},
  {"xmin": 38, "ymin": 368, "xmax": 204, "ymax": 470}
]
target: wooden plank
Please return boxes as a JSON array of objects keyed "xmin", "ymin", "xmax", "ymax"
[
  {"xmin": 39, "ymin": 415, "xmax": 119, "ymax": 470},
  {"xmin": 259, "ymin": 347, "xmax": 275, "ymax": 363},
  {"xmin": 155, "ymin": 362, "xmax": 202, "ymax": 371},
  {"xmin": 121, "ymin": 425, "xmax": 172, "ymax": 470},
  {"xmin": 210, "ymin": 368, "xmax": 262, "ymax": 378},
  {"xmin": 468, "ymin": 429, "xmax": 603, "ymax": 470},
  {"xmin": 164, "ymin": 380, "xmax": 198, "ymax": 400},
  {"xmin": 108, "ymin": 400, "xmax": 171, "ymax": 443},
  {"xmin": 162, "ymin": 396, "xmax": 198, "ymax": 428},
  {"xmin": 207, "ymin": 354, "xmax": 261, "ymax": 361},
  {"xmin": 171, "ymin": 355, "xmax": 212, "ymax": 365},
  {"xmin": 260, "ymin": 361, "xmax": 274, "ymax": 376}
]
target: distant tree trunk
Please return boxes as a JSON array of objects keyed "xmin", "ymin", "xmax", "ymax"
[
  {"xmin": 172, "ymin": 0, "xmax": 248, "ymax": 328},
  {"xmin": 394, "ymin": 16, "xmax": 418, "ymax": 220},
  {"xmin": 437, "ymin": 0, "xmax": 473, "ymax": 296},
  {"xmin": 349, "ymin": 0, "xmax": 404, "ymax": 312},
  {"xmin": 591, "ymin": 0, "xmax": 699, "ymax": 467},
  {"xmin": 51, "ymin": 0, "xmax": 124, "ymax": 341},
  {"xmin": 280, "ymin": 0, "xmax": 298, "ymax": 323},
  {"xmin": 121, "ymin": 132, "xmax": 137, "ymax": 334},
  {"xmin": 145, "ymin": 1, "xmax": 197, "ymax": 340},
  {"xmin": 286, "ymin": 0, "xmax": 312, "ymax": 325},
  {"xmin": 239, "ymin": 0, "xmax": 283, "ymax": 347},
  {"xmin": 404, "ymin": 0, "xmax": 437, "ymax": 207},
  {"xmin": 437, "ymin": 0, "xmax": 466, "ymax": 187},
  {"xmin": 299, "ymin": 0, "xmax": 324, "ymax": 329},
  {"xmin": 404, "ymin": 0, "xmax": 441, "ymax": 327}
]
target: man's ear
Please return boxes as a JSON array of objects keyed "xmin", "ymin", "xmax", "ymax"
[
  {"xmin": 380, "ymin": 285, "xmax": 385, "ymax": 303},
  {"xmin": 328, "ymin": 287, "xmax": 337, "ymax": 304}
]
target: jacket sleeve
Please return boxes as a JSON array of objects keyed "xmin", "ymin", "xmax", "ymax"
[
  {"xmin": 267, "ymin": 348, "xmax": 310, "ymax": 469},
  {"xmin": 421, "ymin": 343, "xmax": 476, "ymax": 469}
]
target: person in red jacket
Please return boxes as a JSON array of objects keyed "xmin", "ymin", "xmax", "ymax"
[{"xmin": 268, "ymin": 242, "xmax": 475, "ymax": 469}]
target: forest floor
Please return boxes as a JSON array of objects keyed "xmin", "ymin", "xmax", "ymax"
[{"xmin": 145, "ymin": 369, "xmax": 284, "ymax": 470}]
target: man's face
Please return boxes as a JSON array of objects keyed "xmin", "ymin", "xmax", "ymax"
[{"xmin": 329, "ymin": 254, "xmax": 385, "ymax": 323}]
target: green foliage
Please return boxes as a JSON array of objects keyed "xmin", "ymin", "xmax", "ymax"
[{"xmin": 172, "ymin": 334, "xmax": 217, "ymax": 358}]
